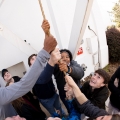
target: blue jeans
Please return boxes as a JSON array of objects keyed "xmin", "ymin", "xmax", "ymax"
[{"xmin": 39, "ymin": 93, "xmax": 64, "ymax": 116}]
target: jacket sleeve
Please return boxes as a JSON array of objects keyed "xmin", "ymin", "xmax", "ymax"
[
  {"xmin": 0, "ymin": 49, "xmax": 50, "ymax": 105},
  {"xmin": 70, "ymin": 60, "xmax": 84, "ymax": 80},
  {"xmin": 73, "ymin": 99, "xmax": 109, "ymax": 119},
  {"xmin": 108, "ymin": 66, "xmax": 120, "ymax": 96},
  {"xmin": 36, "ymin": 63, "xmax": 54, "ymax": 84}
]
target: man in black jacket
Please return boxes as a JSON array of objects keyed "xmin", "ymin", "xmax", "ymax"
[
  {"xmin": 28, "ymin": 52, "xmax": 64, "ymax": 117},
  {"xmin": 81, "ymin": 69, "xmax": 110, "ymax": 109}
]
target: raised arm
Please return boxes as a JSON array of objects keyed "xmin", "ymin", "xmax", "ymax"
[
  {"xmin": 36, "ymin": 48, "xmax": 61, "ymax": 84},
  {"xmin": 73, "ymin": 99, "xmax": 108, "ymax": 118},
  {"xmin": 0, "ymin": 36, "xmax": 57, "ymax": 105},
  {"xmin": 65, "ymin": 75, "xmax": 108, "ymax": 118},
  {"xmin": 70, "ymin": 60, "xmax": 84, "ymax": 80}
]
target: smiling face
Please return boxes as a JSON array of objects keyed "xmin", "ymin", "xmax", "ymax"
[
  {"xmin": 96, "ymin": 115, "xmax": 112, "ymax": 120},
  {"xmin": 61, "ymin": 52, "xmax": 70, "ymax": 65},
  {"xmin": 89, "ymin": 72, "xmax": 105, "ymax": 89},
  {"xmin": 4, "ymin": 72, "xmax": 12, "ymax": 82},
  {"xmin": 5, "ymin": 115, "xmax": 26, "ymax": 120}
]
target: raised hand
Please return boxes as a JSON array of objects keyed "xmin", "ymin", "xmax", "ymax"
[
  {"xmin": 48, "ymin": 48, "xmax": 61, "ymax": 66},
  {"xmin": 43, "ymin": 35, "xmax": 57, "ymax": 53},
  {"xmin": 58, "ymin": 62, "xmax": 68, "ymax": 72},
  {"xmin": 65, "ymin": 75, "xmax": 77, "ymax": 88},
  {"xmin": 41, "ymin": 20, "xmax": 50, "ymax": 35},
  {"xmin": 64, "ymin": 83, "xmax": 74, "ymax": 99},
  {"xmin": 64, "ymin": 83, "xmax": 71, "ymax": 91}
]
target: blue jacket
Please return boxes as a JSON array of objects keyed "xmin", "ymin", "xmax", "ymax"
[{"xmin": 32, "ymin": 63, "xmax": 56, "ymax": 99}]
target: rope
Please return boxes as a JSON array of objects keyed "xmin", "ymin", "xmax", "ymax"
[
  {"xmin": 38, "ymin": 0, "xmax": 46, "ymax": 20},
  {"xmin": 38, "ymin": 0, "xmax": 50, "ymax": 36}
]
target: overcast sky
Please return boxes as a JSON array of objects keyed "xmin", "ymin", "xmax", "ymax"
[{"xmin": 97, "ymin": 0, "xmax": 118, "ymax": 26}]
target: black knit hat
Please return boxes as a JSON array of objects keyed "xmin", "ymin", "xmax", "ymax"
[{"xmin": 2, "ymin": 69, "xmax": 8, "ymax": 78}]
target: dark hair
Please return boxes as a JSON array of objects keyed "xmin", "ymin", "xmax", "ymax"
[
  {"xmin": 6, "ymin": 81, "xmax": 11, "ymax": 87},
  {"xmin": 60, "ymin": 49, "xmax": 73, "ymax": 61},
  {"xmin": 111, "ymin": 114, "xmax": 120, "ymax": 120},
  {"xmin": 28, "ymin": 54, "xmax": 37, "ymax": 66},
  {"xmin": 2, "ymin": 69, "xmax": 8, "ymax": 78},
  {"xmin": 6, "ymin": 83, "xmax": 26, "ymax": 114},
  {"xmin": 95, "ymin": 69, "xmax": 110, "ymax": 84}
]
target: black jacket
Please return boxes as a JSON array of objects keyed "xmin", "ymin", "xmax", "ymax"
[
  {"xmin": 33, "ymin": 80, "xmax": 55, "ymax": 99},
  {"xmin": 13, "ymin": 76, "xmax": 21, "ymax": 82},
  {"xmin": 32, "ymin": 63, "xmax": 56, "ymax": 99},
  {"xmin": 19, "ymin": 104, "xmax": 45, "ymax": 120},
  {"xmin": 81, "ymin": 81, "xmax": 109, "ymax": 109},
  {"xmin": 73, "ymin": 99, "xmax": 109, "ymax": 119},
  {"xmin": 12, "ymin": 91, "xmax": 46, "ymax": 120},
  {"xmin": 54, "ymin": 60, "xmax": 84, "ymax": 97},
  {"xmin": 108, "ymin": 66, "xmax": 120, "ymax": 110},
  {"xmin": 18, "ymin": 92, "xmax": 46, "ymax": 120}
]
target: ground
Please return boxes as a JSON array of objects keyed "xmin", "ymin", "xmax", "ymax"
[{"xmin": 103, "ymin": 62, "xmax": 120, "ymax": 77}]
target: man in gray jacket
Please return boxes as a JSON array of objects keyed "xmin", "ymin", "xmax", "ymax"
[{"xmin": 0, "ymin": 35, "xmax": 61, "ymax": 119}]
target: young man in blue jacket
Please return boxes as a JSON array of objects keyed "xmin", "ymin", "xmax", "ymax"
[{"xmin": 28, "ymin": 53, "xmax": 64, "ymax": 117}]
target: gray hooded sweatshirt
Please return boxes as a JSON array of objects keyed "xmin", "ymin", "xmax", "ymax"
[{"xmin": 0, "ymin": 49, "xmax": 50, "ymax": 119}]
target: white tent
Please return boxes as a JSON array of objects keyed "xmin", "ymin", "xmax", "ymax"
[{"xmin": 0, "ymin": 0, "xmax": 108, "ymax": 85}]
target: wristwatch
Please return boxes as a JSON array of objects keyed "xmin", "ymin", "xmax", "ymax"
[{"xmin": 67, "ymin": 66, "xmax": 70, "ymax": 74}]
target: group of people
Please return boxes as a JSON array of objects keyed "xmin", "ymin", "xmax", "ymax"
[{"xmin": 1, "ymin": 20, "xmax": 120, "ymax": 120}]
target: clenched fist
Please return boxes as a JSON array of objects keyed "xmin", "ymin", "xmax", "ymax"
[
  {"xmin": 43, "ymin": 35, "xmax": 57, "ymax": 53},
  {"xmin": 41, "ymin": 20, "xmax": 50, "ymax": 35},
  {"xmin": 48, "ymin": 48, "xmax": 61, "ymax": 66},
  {"xmin": 58, "ymin": 62, "xmax": 68, "ymax": 72}
]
